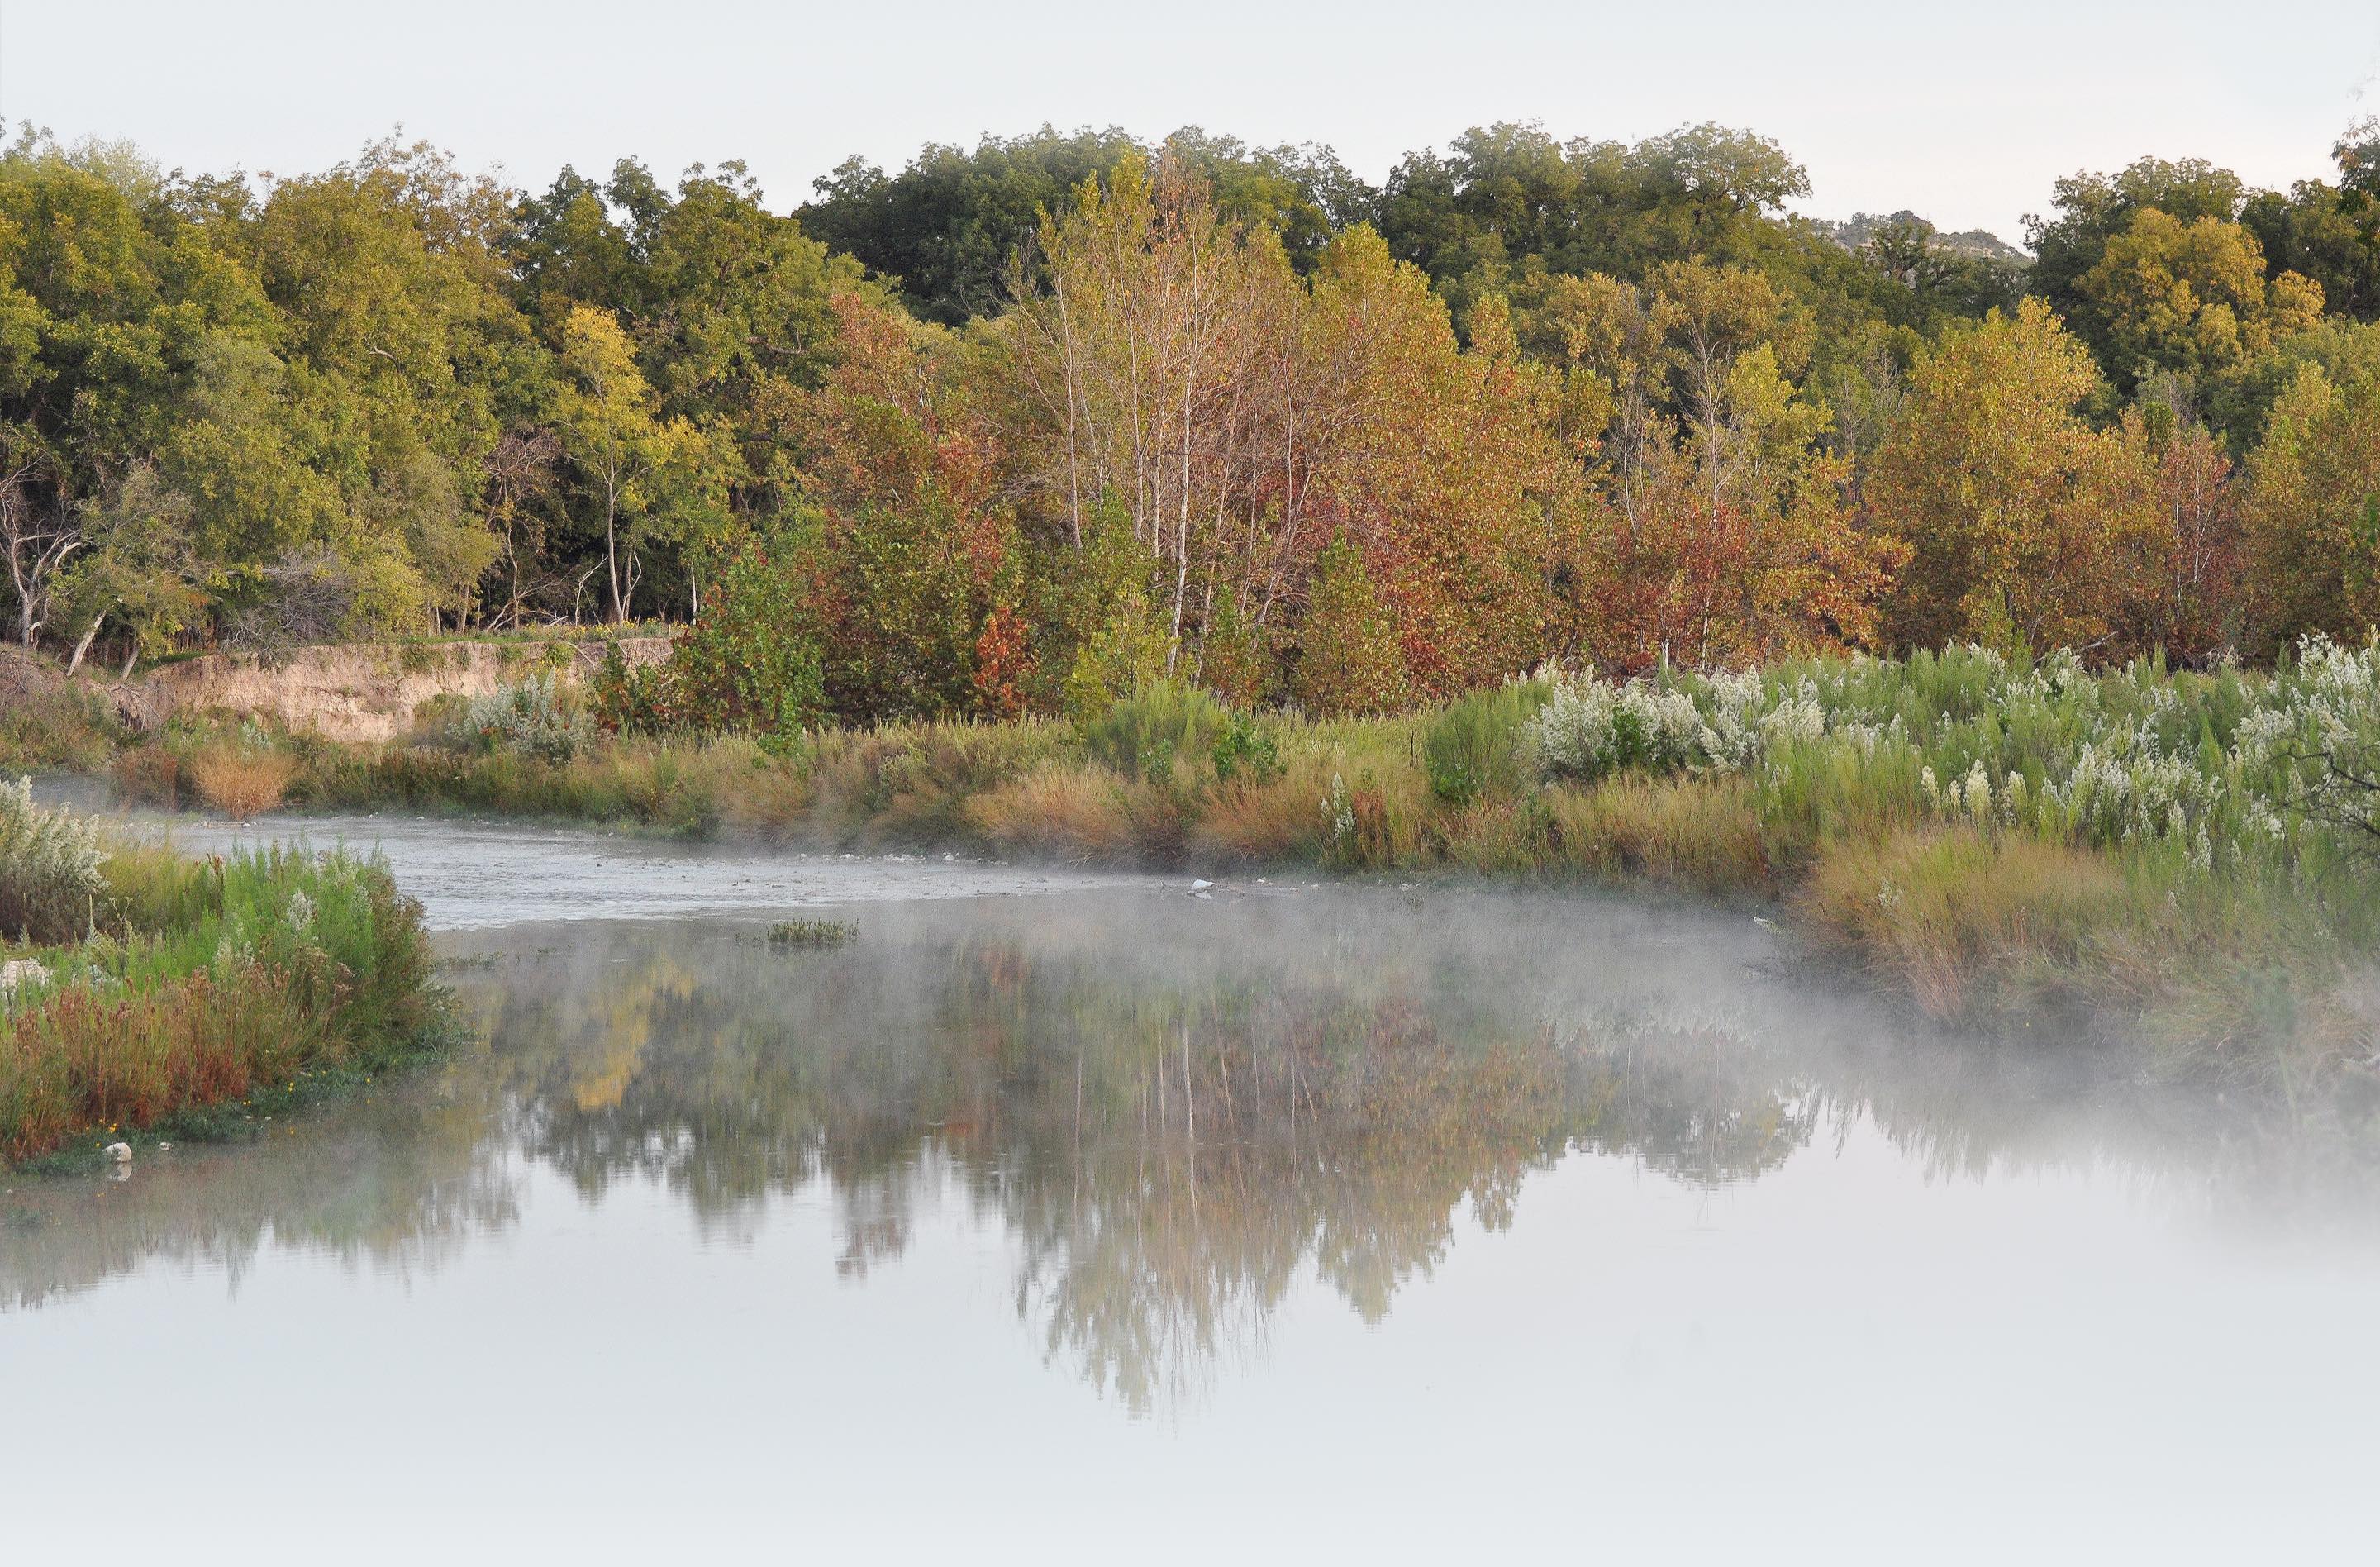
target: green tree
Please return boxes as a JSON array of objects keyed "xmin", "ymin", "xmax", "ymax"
[
  {"xmin": 555, "ymin": 304, "xmax": 717, "ymax": 622},
  {"xmin": 1292, "ymin": 532, "xmax": 1407, "ymax": 715},
  {"xmin": 2241, "ymin": 179, "xmax": 2380, "ymax": 324},
  {"xmin": 2073, "ymin": 208, "xmax": 2323, "ymax": 389},
  {"xmin": 800, "ymin": 126, "xmax": 1362, "ymax": 325},
  {"xmin": 2025, "ymin": 155, "xmax": 2253, "ymax": 374},
  {"xmin": 51, "ymin": 463, "xmax": 207, "ymax": 672}
]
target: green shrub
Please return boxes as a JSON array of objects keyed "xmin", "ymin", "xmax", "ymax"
[
  {"xmin": 1424, "ymin": 680, "xmax": 1552, "ymax": 803},
  {"xmin": 459, "ymin": 676, "xmax": 591, "ymax": 764},
  {"xmin": 589, "ymin": 644, "xmax": 684, "ymax": 738},
  {"xmin": 0, "ymin": 779, "xmax": 108, "ymax": 944},
  {"xmin": 1211, "ymin": 711, "xmax": 1283, "ymax": 783},
  {"xmin": 1083, "ymin": 680, "xmax": 1230, "ymax": 782},
  {"xmin": 406, "ymin": 692, "xmax": 470, "ymax": 745},
  {"xmin": 0, "ymin": 679, "xmax": 121, "ymax": 772}
]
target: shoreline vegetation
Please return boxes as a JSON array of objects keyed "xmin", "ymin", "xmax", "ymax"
[
  {"xmin": 0, "ymin": 779, "xmax": 445, "ymax": 1169},
  {"xmin": 9, "ymin": 117, "xmax": 2380, "ymax": 1152},
  {"xmin": 12, "ymin": 639, "xmax": 2380, "ymax": 1130}
]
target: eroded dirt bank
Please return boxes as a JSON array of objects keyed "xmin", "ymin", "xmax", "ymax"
[{"xmin": 128, "ymin": 636, "xmax": 670, "ymax": 742}]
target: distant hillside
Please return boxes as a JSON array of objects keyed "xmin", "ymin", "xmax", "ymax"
[{"xmin": 1816, "ymin": 210, "xmax": 2030, "ymax": 264}]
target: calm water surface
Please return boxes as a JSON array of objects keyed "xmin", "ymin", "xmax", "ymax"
[{"xmin": 4, "ymin": 807, "xmax": 2378, "ymax": 1560}]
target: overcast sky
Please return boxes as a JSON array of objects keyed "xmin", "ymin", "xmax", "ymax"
[{"xmin": 6, "ymin": 1, "xmax": 2377, "ymax": 246}]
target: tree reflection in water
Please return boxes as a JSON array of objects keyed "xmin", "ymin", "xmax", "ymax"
[{"xmin": 4, "ymin": 886, "xmax": 2359, "ymax": 1410}]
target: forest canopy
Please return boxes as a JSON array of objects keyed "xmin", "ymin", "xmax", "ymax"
[{"xmin": 5, "ymin": 115, "xmax": 2380, "ymax": 726}]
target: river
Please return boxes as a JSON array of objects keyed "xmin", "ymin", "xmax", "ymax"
[{"xmin": 3, "ymin": 804, "xmax": 2377, "ymax": 1560}]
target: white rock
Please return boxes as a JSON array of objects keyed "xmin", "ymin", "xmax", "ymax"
[
  {"xmin": 103, "ymin": 1142, "xmax": 132, "ymax": 1164},
  {"xmin": 0, "ymin": 958, "xmax": 47, "ymax": 995},
  {"xmin": 1189, "ymin": 879, "xmax": 1214, "ymax": 890}
]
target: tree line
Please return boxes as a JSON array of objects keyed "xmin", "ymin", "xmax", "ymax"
[{"xmin": 3, "ymin": 116, "xmax": 2379, "ymax": 724}]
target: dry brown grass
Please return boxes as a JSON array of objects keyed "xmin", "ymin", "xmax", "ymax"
[
  {"xmin": 964, "ymin": 762, "xmax": 1139, "ymax": 863},
  {"xmin": 801, "ymin": 719, "xmax": 1071, "ymax": 848},
  {"xmin": 1797, "ymin": 826, "xmax": 2129, "ymax": 1022},
  {"xmin": 108, "ymin": 746, "xmax": 183, "ymax": 810},
  {"xmin": 1187, "ymin": 755, "xmax": 1334, "ymax": 864},
  {"xmin": 188, "ymin": 747, "xmax": 298, "ymax": 821},
  {"xmin": 1441, "ymin": 797, "xmax": 1554, "ymax": 874},
  {"xmin": 1541, "ymin": 776, "xmax": 1771, "ymax": 895},
  {"xmin": 1316, "ymin": 762, "xmax": 1433, "ymax": 870},
  {"xmin": 698, "ymin": 743, "xmax": 817, "ymax": 840}
]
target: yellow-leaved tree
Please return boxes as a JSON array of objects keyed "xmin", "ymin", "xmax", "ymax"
[
  {"xmin": 1520, "ymin": 260, "xmax": 1902, "ymax": 669},
  {"xmin": 555, "ymin": 304, "xmax": 724, "ymax": 623},
  {"xmin": 2241, "ymin": 362, "xmax": 2380, "ymax": 655},
  {"xmin": 2076, "ymin": 209, "xmax": 2324, "ymax": 387},
  {"xmin": 1868, "ymin": 300, "xmax": 2143, "ymax": 653}
]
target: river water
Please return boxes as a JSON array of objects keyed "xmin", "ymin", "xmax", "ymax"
[{"xmin": 4, "ymin": 806, "xmax": 2378, "ymax": 1560}]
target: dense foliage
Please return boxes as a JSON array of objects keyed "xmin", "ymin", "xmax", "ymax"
[{"xmin": 7, "ymin": 117, "xmax": 2380, "ymax": 723}]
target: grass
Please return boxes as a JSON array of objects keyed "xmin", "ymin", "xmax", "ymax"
[
  {"xmin": 188, "ymin": 745, "xmax": 298, "ymax": 819},
  {"xmin": 763, "ymin": 919, "xmax": 857, "ymax": 948},
  {"xmin": 967, "ymin": 762, "xmax": 1142, "ymax": 862},
  {"xmin": 8, "ymin": 1036, "xmax": 456, "ymax": 1177},
  {"xmin": 2, "ymin": 804, "xmax": 448, "ymax": 1166},
  {"xmin": 1797, "ymin": 827, "xmax": 2130, "ymax": 1022},
  {"xmin": 21, "ymin": 645, "xmax": 2380, "ymax": 1104}
]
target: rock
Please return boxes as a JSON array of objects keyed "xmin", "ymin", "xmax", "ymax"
[
  {"xmin": 0, "ymin": 958, "xmax": 48, "ymax": 995},
  {"xmin": 1190, "ymin": 879, "xmax": 1214, "ymax": 890},
  {"xmin": 103, "ymin": 1142, "xmax": 132, "ymax": 1164}
]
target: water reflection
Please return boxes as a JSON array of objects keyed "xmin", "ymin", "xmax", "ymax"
[{"xmin": 5, "ymin": 885, "xmax": 2368, "ymax": 1412}]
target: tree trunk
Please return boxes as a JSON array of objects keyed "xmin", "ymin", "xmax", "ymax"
[
  {"xmin": 604, "ymin": 471, "xmax": 626, "ymax": 626},
  {"xmin": 66, "ymin": 612, "xmax": 105, "ymax": 675}
]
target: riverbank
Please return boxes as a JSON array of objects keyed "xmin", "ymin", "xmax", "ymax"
[
  {"xmin": 17, "ymin": 641, "xmax": 2380, "ymax": 1110},
  {"xmin": 0, "ymin": 782, "xmax": 447, "ymax": 1167}
]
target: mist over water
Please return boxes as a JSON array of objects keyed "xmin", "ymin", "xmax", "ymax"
[{"xmin": 4, "ymin": 812, "xmax": 2378, "ymax": 1560}]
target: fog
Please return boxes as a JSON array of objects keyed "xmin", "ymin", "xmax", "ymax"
[{"xmin": 4, "ymin": 814, "xmax": 2377, "ymax": 1559}]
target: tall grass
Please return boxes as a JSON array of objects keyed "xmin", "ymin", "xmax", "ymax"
[
  {"xmin": 189, "ymin": 745, "xmax": 298, "ymax": 820},
  {"xmin": 1798, "ymin": 828, "xmax": 2130, "ymax": 1022},
  {"xmin": 54, "ymin": 639, "xmax": 2380, "ymax": 1094},
  {"xmin": 2, "ymin": 803, "xmax": 442, "ymax": 1163}
]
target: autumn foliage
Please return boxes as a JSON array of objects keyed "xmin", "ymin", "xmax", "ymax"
[{"xmin": 13, "ymin": 124, "xmax": 2380, "ymax": 726}]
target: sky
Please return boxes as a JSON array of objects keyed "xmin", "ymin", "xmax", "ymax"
[{"xmin": 4, "ymin": 1, "xmax": 2377, "ymax": 247}]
